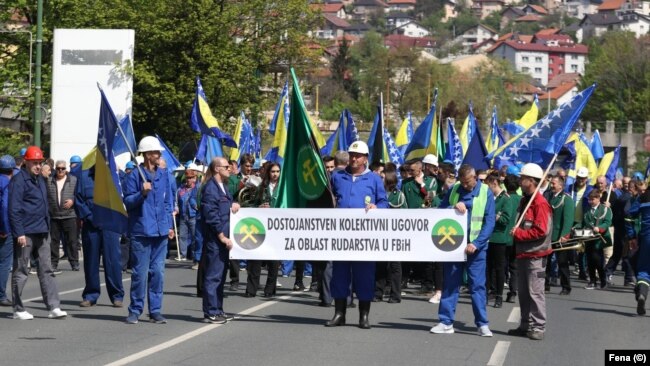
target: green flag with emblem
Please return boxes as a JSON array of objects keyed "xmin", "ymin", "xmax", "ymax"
[{"xmin": 274, "ymin": 69, "xmax": 335, "ymax": 209}]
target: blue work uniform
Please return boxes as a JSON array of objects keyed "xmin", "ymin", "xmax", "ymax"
[
  {"xmin": 626, "ymin": 190, "xmax": 650, "ymax": 286},
  {"xmin": 75, "ymin": 167, "xmax": 124, "ymax": 304},
  {"xmin": 0, "ymin": 174, "xmax": 13, "ymax": 302},
  {"xmin": 123, "ymin": 165, "xmax": 173, "ymax": 317},
  {"xmin": 200, "ymin": 178, "xmax": 232, "ymax": 317},
  {"xmin": 438, "ymin": 181, "xmax": 495, "ymax": 327},
  {"xmin": 330, "ymin": 168, "xmax": 388, "ymax": 301},
  {"xmin": 177, "ymin": 184, "xmax": 198, "ymax": 259}
]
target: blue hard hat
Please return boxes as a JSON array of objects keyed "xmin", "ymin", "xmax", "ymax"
[
  {"xmin": 506, "ymin": 165, "xmax": 521, "ymax": 177},
  {"xmin": 125, "ymin": 161, "xmax": 136, "ymax": 170},
  {"xmin": 184, "ymin": 160, "xmax": 192, "ymax": 169},
  {"xmin": 19, "ymin": 147, "xmax": 27, "ymax": 157},
  {"xmin": 0, "ymin": 155, "xmax": 16, "ymax": 169},
  {"xmin": 633, "ymin": 171, "xmax": 644, "ymax": 181},
  {"xmin": 70, "ymin": 155, "xmax": 82, "ymax": 164}
]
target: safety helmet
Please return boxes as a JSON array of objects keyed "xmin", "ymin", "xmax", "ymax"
[
  {"xmin": 0, "ymin": 155, "xmax": 16, "ymax": 169},
  {"xmin": 185, "ymin": 168, "xmax": 197, "ymax": 178},
  {"xmin": 125, "ymin": 161, "xmax": 136, "ymax": 170},
  {"xmin": 70, "ymin": 155, "xmax": 82, "ymax": 164},
  {"xmin": 506, "ymin": 165, "xmax": 520, "ymax": 177},
  {"xmin": 576, "ymin": 167, "xmax": 589, "ymax": 178},
  {"xmin": 19, "ymin": 147, "xmax": 27, "ymax": 157},
  {"xmin": 520, "ymin": 163, "xmax": 544, "ymax": 180},
  {"xmin": 137, "ymin": 136, "xmax": 165, "ymax": 153},
  {"xmin": 633, "ymin": 171, "xmax": 644, "ymax": 181},
  {"xmin": 187, "ymin": 163, "xmax": 202, "ymax": 173},
  {"xmin": 422, "ymin": 154, "xmax": 438, "ymax": 166},
  {"xmin": 348, "ymin": 141, "xmax": 369, "ymax": 155},
  {"xmin": 184, "ymin": 160, "xmax": 192, "ymax": 169},
  {"xmin": 23, "ymin": 146, "xmax": 45, "ymax": 161}
]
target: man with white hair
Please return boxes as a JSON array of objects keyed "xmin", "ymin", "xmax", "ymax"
[{"xmin": 47, "ymin": 160, "xmax": 78, "ymax": 274}]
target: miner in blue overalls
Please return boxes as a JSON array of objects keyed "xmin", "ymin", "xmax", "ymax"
[
  {"xmin": 326, "ymin": 141, "xmax": 388, "ymax": 329},
  {"xmin": 123, "ymin": 136, "xmax": 174, "ymax": 324},
  {"xmin": 431, "ymin": 164, "xmax": 495, "ymax": 337},
  {"xmin": 626, "ymin": 182, "xmax": 650, "ymax": 316}
]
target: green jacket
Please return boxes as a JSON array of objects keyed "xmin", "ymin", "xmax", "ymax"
[
  {"xmin": 227, "ymin": 175, "xmax": 241, "ymax": 198},
  {"xmin": 489, "ymin": 190, "xmax": 517, "ymax": 245},
  {"xmin": 401, "ymin": 175, "xmax": 440, "ymax": 208},
  {"xmin": 548, "ymin": 191, "xmax": 575, "ymax": 242},
  {"xmin": 388, "ymin": 190, "xmax": 407, "ymax": 209},
  {"xmin": 578, "ymin": 203, "xmax": 613, "ymax": 249}
]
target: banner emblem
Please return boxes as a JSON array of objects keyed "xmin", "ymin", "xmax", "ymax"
[
  {"xmin": 233, "ymin": 217, "xmax": 266, "ymax": 250},
  {"xmin": 431, "ymin": 219, "xmax": 464, "ymax": 252}
]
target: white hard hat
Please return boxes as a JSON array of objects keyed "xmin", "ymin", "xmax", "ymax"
[
  {"xmin": 137, "ymin": 136, "xmax": 165, "ymax": 153},
  {"xmin": 576, "ymin": 167, "xmax": 589, "ymax": 178},
  {"xmin": 348, "ymin": 141, "xmax": 369, "ymax": 155},
  {"xmin": 422, "ymin": 154, "xmax": 438, "ymax": 166},
  {"xmin": 187, "ymin": 163, "xmax": 202, "ymax": 172},
  {"xmin": 520, "ymin": 163, "xmax": 544, "ymax": 180}
]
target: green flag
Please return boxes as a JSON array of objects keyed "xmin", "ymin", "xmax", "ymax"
[{"xmin": 274, "ymin": 69, "xmax": 335, "ymax": 209}]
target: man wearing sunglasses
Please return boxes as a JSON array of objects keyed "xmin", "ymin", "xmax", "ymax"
[{"xmin": 47, "ymin": 161, "xmax": 79, "ymax": 274}]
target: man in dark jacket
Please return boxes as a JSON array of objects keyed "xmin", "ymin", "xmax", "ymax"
[
  {"xmin": 9, "ymin": 146, "xmax": 67, "ymax": 320},
  {"xmin": 48, "ymin": 160, "xmax": 79, "ymax": 273}
]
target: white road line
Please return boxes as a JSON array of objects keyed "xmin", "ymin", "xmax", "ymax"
[
  {"xmin": 487, "ymin": 341, "xmax": 511, "ymax": 366},
  {"xmin": 105, "ymin": 292, "xmax": 296, "ymax": 366},
  {"xmin": 507, "ymin": 307, "xmax": 520, "ymax": 323},
  {"xmin": 24, "ymin": 278, "xmax": 131, "ymax": 303}
]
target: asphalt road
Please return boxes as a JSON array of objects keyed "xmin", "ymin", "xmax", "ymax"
[{"xmin": 1, "ymin": 260, "xmax": 648, "ymax": 366}]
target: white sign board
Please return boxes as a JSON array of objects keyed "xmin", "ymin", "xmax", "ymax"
[
  {"xmin": 230, "ymin": 208, "xmax": 468, "ymax": 262},
  {"xmin": 50, "ymin": 29, "xmax": 134, "ymax": 165}
]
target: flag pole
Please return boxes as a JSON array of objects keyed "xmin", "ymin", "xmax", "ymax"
[
  {"xmin": 173, "ymin": 195, "xmax": 181, "ymax": 261},
  {"xmin": 606, "ymin": 182, "xmax": 613, "ymax": 203},
  {"xmin": 97, "ymin": 83, "xmax": 147, "ymax": 182},
  {"xmin": 513, "ymin": 153, "xmax": 559, "ymax": 230}
]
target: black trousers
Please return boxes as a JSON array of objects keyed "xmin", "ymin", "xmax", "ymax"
[
  {"xmin": 312, "ymin": 261, "xmax": 332, "ymax": 304},
  {"xmin": 374, "ymin": 262, "xmax": 402, "ymax": 300},
  {"xmin": 586, "ymin": 244, "xmax": 606, "ymax": 286},
  {"xmin": 553, "ymin": 250, "xmax": 572, "ymax": 290},
  {"xmin": 229, "ymin": 259, "xmax": 240, "ymax": 285},
  {"xmin": 294, "ymin": 261, "xmax": 306, "ymax": 286},
  {"xmin": 50, "ymin": 217, "xmax": 78, "ymax": 268},
  {"xmin": 246, "ymin": 260, "xmax": 279, "ymax": 295},
  {"xmin": 506, "ymin": 245, "xmax": 518, "ymax": 295},
  {"xmin": 487, "ymin": 243, "xmax": 507, "ymax": 297},
  {"xmin": 120, "ymin": 235, "xmax": 131, "ymax": 271}
]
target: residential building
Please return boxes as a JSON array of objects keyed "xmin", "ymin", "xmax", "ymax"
[
  {"xmin": 457, "ymin": 24, "xmax": 498, "ymax": 50},
  {"xmin": 472, "ymin": 0, "xmax": 506, "ymax": 18},
  {"xmin": 577, "ymin": 13, "xmax": 621, "ymax": 41},
  {"xmin": 386, "ymin": 0, "xmax": 417, "ymax": 12},
  {"xmin": 538, "ymin": 78, "xmax": 579, "ymax": 107},
  {"xmin": 352, "ymin": 0, "xmax": 388, "ymax": 21},
  {"xmin": 617, "ymin": 11, "xmax": 650, "ymax": 37},
  {"xmin": 344, "ymin": 22, "xmax": 373, "ymax": 37},
  {"xmin": 621, "ymin": 0, "xmax": 650, "ymax": 16},
  {"xmin": 562, "ymin": 0, "xmax": 604, "ymax": 19},
  {"xmin": 309, "ymin": 3, "xmax": 349, "ymax": 19},
  {"xmin": 312, "ymin": 14, "xmax": 351, "ymax": 40},
  {"xmin": 443, "ymin": 0, "xmax": 460, "ymax": 22},
  {"xmin": 384, "ymin": 34, "xmax": 436, "ymax": 53},
  {"xmin": 386, "ymin": 12, "xmax": 415, "ymax": 28},
  {"xmin": 390, "ymin": 21, "xmax": 431, "ymax": 37}
]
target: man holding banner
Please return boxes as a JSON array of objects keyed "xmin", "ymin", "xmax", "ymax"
[
  {"xmin": 431, "ymin": 164, "xmax": 495, "ymax": 337},
  {"xmin": 327, "ymin": 141, "xmax": 388, "ymax": 329}
]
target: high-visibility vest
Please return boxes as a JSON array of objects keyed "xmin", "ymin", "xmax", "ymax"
[{"xmin": 449, "ymin": 182, "xmax": 489, "ymax": 242}]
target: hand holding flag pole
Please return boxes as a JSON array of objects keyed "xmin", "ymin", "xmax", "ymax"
[
  {"xmin": 97, "ymin": 82, "xmax": 147, "ymax": 182},
  {"xmin": 513, "ymin": 154, "xmax": 558, "ymax": 231}
]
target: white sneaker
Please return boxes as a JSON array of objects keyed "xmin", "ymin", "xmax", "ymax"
[
  {"xmin": 276, "ymin": 281, "xmax": 282, "ymax": 288},
  {"xmin": 48, "ymin": 308, "xmax": 67, "ymax": 319},
  {"xmin": 478, "ymin": 325, "xmax": 493, "ymax": 337},
  {"xmin": 430, "ymin": 322, "xmax": 454, "ymax": 334},
  {"xmin": 13, "ymin": 311, "xmax": 34, "ymax": 320},
  {"xmin": 429, "ymin": 292, "xmax": 442, "ymax": 304}
]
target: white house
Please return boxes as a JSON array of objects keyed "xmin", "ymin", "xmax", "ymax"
[
  {"xmin": 390, "ymin": 21, "xmax": 431, "ymax": 37},
  {"xmin": 617, "ymin": 11, "xmax": 650, "ymax": 37},
  {"xmin": 563, "ymin": 0, "xmax": 603, "ymax": 19},
  {"xmin": 577, "ymin": 13, "xmax": 621, "ymax": 42},
  {"xmin": 621, "ymin": 0, "xmax": 650, "ymax": 16},
  {"xmin": 457, "ymin": 24, "xmax": 498, "ymax": 49},
  {"xmin": 386, "ymin": 12, "xmax": 415, "ymax": 28},
  {"xmin": 386, "ymin": 0, "xmax": 417, "ymax": 12}
]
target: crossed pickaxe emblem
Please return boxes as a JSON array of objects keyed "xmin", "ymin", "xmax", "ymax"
[
  {"xmin": 302, "ymin": 158, "xmax": 317, "ymax": 186},
  {"xmin": 437, "ymin": 226, "xmax": 458, "ymax": 245},
  {"xmin": 240, "ymin": 225, "xmax": 260, "ymax": 244}
]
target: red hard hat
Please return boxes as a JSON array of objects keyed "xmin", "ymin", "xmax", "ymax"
[{"xmin": 23, "ymin": 146, "xmax": 44, "ymax": 161}]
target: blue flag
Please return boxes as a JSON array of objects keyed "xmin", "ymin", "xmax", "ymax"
[
  {"xmin": 590, "ymin": 130, "xmax": 605, "ymax": 161},
  {"xmin": 268, "ymin": 82, "xmax": 289, "ymax": 136},
  {"xmin": 190, "ymin": 77, "xmax": 237, "ymax": 148},
  {"xmin": 321, "ymin": 109, "xmax": 359, "ymax": 157},
  {"xmin": 605, "ymin": 145, "xmax": 620, "ymax": 183},
  {"xmin": 502, "ymin": 121, "xmax": 525, "ymax": 136},
  {"xmin": 383, "ymin": 127, "xmax": 404, "ymax": 166},
  {"xmin": 487, "ymin": 84, "xmax": 596, "ymax": 168},
  {"xmin": 93, "ymin": 88, "xmax": 128, "ymax": 233},
  {"xmin": 155, "ymin": 135, "xmax": 181, "ymax": 172},
  {"xmin": 404, "ymin": 92, "xmax": 438, "ymax": 161},
  {"xmin": 462, "ymin": 119, "xmax": 490, "ymax": 170},
  {"xmin": 367, "ymin": 104, "xmax": 384, "ymax": 165},
  {"xmin": 447, "ymin": 118, "xmax": 464, "ymax": 173},
  {"xmin": 195, "ymin": 134, "xmax": 225, "ymax": 164},
  {"xmin": 113, "ymin": 114, "xmax": 136, "ymax": 157},
  {"xmin": 253, "ymin": 128, "xmax": 262, "ymax": 160}
]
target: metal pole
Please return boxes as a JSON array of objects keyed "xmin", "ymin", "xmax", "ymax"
[{"xmin": 34, "ymin": 0, "xmax": 43, "ymax": 147}]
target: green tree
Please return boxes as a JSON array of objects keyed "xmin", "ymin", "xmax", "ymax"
[{"xmin": 581, "ymin": 32, "xmax": 650, "ymax": 123}]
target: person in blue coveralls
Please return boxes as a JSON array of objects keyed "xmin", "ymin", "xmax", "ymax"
[
  {"xmin": 123, "ymin": 136, "xmax": 174, "ymax": 324},
  {"xmin": 430, "ymin": 164, "xmax": 495, "ymax": 337},
  {"xmin": 326, "ymin": 141, "xmax": 388, "ymax": 330},
  {"xmin": 200, "ymin": 157, "xmax": 240, "ymax": 324},
  {"xmin": 626, "ymin": 180, "xmax": 650, "ymax": 316},
  {"xmin": 0, "ymin": 155, "xmax": 16, "ymax": 307}
]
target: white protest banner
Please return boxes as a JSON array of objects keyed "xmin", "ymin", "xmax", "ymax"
[{"xmin": 229, "ymin": 208, "xmax": 467, "ymax": 261}]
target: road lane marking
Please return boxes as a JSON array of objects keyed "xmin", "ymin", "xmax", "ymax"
[
  {"xmin": 487, "ymin": 341, "xmax": 510, "ymax": 366},
  {"xmin": 507, "ymin": 307, "xmax": 520, "ymax": 323},
  {"xmin": 105, "ymin": 292, "xmax": 296, "ymax": 366},
  {"xmin": 24, "ymin": 278, "xmax": 131, "ymax": 303}
]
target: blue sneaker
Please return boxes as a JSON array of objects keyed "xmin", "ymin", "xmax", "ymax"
[
  {"xmin": 125, "ymin": 313, "xmax": 139, "ymax": 324},
  {"xmin": 150, "ymin": 313, "xmax": 167, "ymax": 324}
]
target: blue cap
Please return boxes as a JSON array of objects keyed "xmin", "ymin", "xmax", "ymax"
[
  {"xmin": 125, "ymin": 161, "xmax": 135, "ymax": 170},
  {"xmin": 0, "ymin": 155, "xmax": 16, "ymax": 169},
  {"xmin": 70, "ymin": 155, "xmax": 82, "ymax": 164},
  {"xmin": 506, "ymin": 165, "xmax": 521, "ymax": 177},
  {"xmin": 19, "ymin": 147, "xmax": 27, "ymax": 157},
  {"xmin": 633, "ymin": 171, "xmax": 644, "ymax": 181}
]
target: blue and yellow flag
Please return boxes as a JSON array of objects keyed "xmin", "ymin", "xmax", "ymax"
[
  {"xmin": 590, "ymin": 130, "xmax": 605, "ymax": 161},
  {"xmin": 196, "ymin": 134, "xmax": 225, "ymax": 164},
  {"xmin": 396, "ymin": 112, "xmax": 414, "ymax": 155},
  {"xmin": 404, "ymin": 91, "xmax": 438, "ymax": 161},
  {"xmin": 565, "ymin": 132, "xmax": 598, "ymax": 186},
  {"xmin": 446, "ymin": 117, "xmax": 464, "ymax": 172},
  {"xmin": 597, "ymin": 145, "xmax": 620, "ymax": 183},
  {"xmin": 515, "ymin": 94, "xmax": 540, "ymax": 130},
  {"xmin": 112, "ymin": 115, "xmax": 136, "ymax": 157},
  {"xmin": 322, "ymin": 110, "xmax": 352, "ymax": 157},
  {"xmin": 486, "ymin": 106, "xmax": 505, "ymax": 154},
  {"xmin": 268, "ymin": 82, "xmax": 289, "ymax": 136},
  {"xmin": 229, "ymin": 111, "xmax": 254, "ymax": 163},
  {"xmin": 264, "ymin": 89, "xmax": 289, "ymax": 164},
  {"xmin": 93, "ymin": 88, "xmax": 128, "ymax": 233},
  {"xmin": 459, "ymin": 102, "xmax": 476, "ymax": 155},
  {"xmin": 190, "ymin": 77, "xmax": 237, "ymax": 148}
]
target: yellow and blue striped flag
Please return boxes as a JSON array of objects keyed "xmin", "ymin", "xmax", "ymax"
[
  {"xmin": 93, "ymin": 88, "xmax": 128, "ymax": 233},
  {"xmin": 459, "ymin": 102, "xmax": 476, "ymax": 156},
  {"xmin": 190, "ymin": 77, "xmax": 236, "ymax": 148},
  {"xmin": 404, "ymin": 90, "xmax": 438, "ymax": 161}
]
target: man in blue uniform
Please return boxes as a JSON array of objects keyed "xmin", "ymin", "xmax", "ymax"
[
  {"xmin": 123, "ymin": 136, "xmax": 174, "ymax": 324},
  {"xmin": 431, "ymin": 164, "xmax": 495, "ymax": 337},
  {"xmin": 0, "ymin": 155, "xmax": 16, "ymax": 307},
  {"xmin": 75, "ymin": 165, "xmax": 124, "ymax": 307},
  {"xmin": 326, "ymin": 141, "xmax": 388, "ymax": 329}
]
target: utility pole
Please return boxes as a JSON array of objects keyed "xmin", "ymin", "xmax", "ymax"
[{"xmin": 34, "ymin": 0, "xmax": 43, "ymax": 147}]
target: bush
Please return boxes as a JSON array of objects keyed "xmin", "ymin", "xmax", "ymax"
[{"xmin": 0, "ymin": 127, "xmax": 31, "ymax": 156}]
